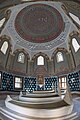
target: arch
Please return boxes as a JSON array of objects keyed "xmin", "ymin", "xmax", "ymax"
[
  {"xmin": 51, "ymin": 48, "xmax": 68, "ymax": 59},
  {"xmin": 14, "ymin": 49, "xmax": 30, "ymax": 60},
  {"xmin": 18, "ymin": 52, "xmax": 25, "ymax": 63},
  {"xmin": 69, "ymin": 32, "xmax": 80, "ymax": 68},
  {"xmin": 56, "ymin": 52, "xmax": 64, "ymax": 63},
  {"xmin": 51, "ymin": 48, "xmax": 71, "ymax": 74},
  {"xmin": 32, "ymin": 52, "xmax": 49, "ymax": 76},
  {"xmin": 32, "ymin": 52, "xmax": 49, "ymax": 60},
  {"xmin": 1, "ymin": 41, "xmax": 8, "ymax": 54},
  {"xmin": 37, "ymin": 56, "xmax": 44, "ymax": 65},
  {"xmin": 72, "ymin": 38, "xmax": 80, "ymax": 52},
  {"xmin": 69, "ymin": 12, "xmax": 80, "ymax": 26}
]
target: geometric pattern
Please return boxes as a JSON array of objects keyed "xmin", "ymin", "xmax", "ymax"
[
  {"xmin": 24, "ymin": 77, "xmax": 37, "ymax": 93},
  {"xmin": 2, "ymin": 72, "xmax": 14, "ymax": 91},
  {"xmin": 0, "ymin": 71, "xmax": 80, "ymax": 92},
  {"xmin": 15, "ymin": 4, "xmax": 64, "ymax": 43},
  {"xmin": 68, "ymin": 71, "xmax": 80, "ymax": 91},
  {"xmin": 45, "ymin": 77, "xmax": 58, "ymax": 92},
  {"xmin": 37, "ymin": 85, "xmax": 44, "ymax": 91}
]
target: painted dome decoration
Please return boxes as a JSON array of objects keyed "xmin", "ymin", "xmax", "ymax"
[
  {"xmin": 1, "ymin": 2, "xmax": 73, "ymax": 51},
  {"xmin": 15, "ymin": 4, "xmax": 64, "ymax": 43}
]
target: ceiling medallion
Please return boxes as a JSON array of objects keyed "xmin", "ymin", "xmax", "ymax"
[{"xmin": 15, "ymin": 4, "xmax": 64, "ymax": 43}]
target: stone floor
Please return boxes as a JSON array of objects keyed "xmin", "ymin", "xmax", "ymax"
[
  {"xmin": 0, "ymin": 92, "xmax": 80, "ymax": 120},
  {"xmin": 73, "ymin": 98, "xmax": 80, "ymax": 119}
]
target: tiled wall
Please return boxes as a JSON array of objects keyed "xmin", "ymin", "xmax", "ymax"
[
  {"xmin": 68, "ymin": 71, "xmax": 80, "ymax": 91},
  {"xmin": 24, "ymin": 77, "xmax": 37, "ymax": 93},
  {"xmin": 45, "ymin": 77, "xmax": 58, "ymax": 92},
  {"xmin": 2, "ymin": 72, "xmax": 14, "ymax": 91},
  {"xmin": 0, "ymin": 70, "xmax": 80, "ymax": 93}
]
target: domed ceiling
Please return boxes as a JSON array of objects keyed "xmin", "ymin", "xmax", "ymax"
[
  {"xmin": 1, "ymin": 1, "xmax": 78, "ymax": 52},
  {"xmin": 15, "ymin": 4, "xmax": 64, "ymax": 43}
]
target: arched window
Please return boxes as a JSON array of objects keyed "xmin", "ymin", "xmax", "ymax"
[
  {"xmin": 37, "ymin": 56, "xmax": 44, "ymax": 65},
  {"xmin": 69, "ymin": 12, "xmax": 80, "ymax": 26},
  {"xmin": 1, "ymin": 41, "xmax": 8, "ymax": 54},
  {"xmin": 18, "ymin": 52, "xmax": 25, "ymax": 63},
  {"xmin": 72, "ymin": 38, "xmax": 80, "ymax": 52},
  {"xmin": 56, "ymin": 52, "xmax": 64, "ymax": 63},
  {"xmin": 0, "ymin": 18, "xmax": 5, "ymax": 27}
]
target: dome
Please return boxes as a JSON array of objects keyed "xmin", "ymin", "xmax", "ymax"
[
  {"xmin": 0, "ymin": 1, "xmax": 80, "ymax": 119},
  {"xmin": 15, "ymin": 3, "xmax": 64, "ymax": 43},
  {"xmin": 0, "ymin": 0, "xmax": 80, "ymax": 75}
]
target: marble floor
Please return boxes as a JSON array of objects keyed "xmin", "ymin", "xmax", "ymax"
[
  {"xmin": 72, "ymin": 97, "xmax": 80, "ymax": 119},
  {"xmin": 0, "ymin": 92, "xmax": 80, "ymax": 120}
]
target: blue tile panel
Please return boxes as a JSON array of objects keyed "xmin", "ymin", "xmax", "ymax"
[
  {"xmin": 68, "ymin": 71, "xmax": 80, "ymax": 91},
  {"xmin": 2, "ymin": 72, "xmax": 14, "ymax": 91},
  {"xmin": 45, "ymin": 77, "xmax": 58, "ymax": 92},
  {"xmin": 24, "ymin": 77, "xmax": 37, "ymax": 93},
  {"xmin": 0, "ymin": 70, "xmax": 80, "ymax": 92}
]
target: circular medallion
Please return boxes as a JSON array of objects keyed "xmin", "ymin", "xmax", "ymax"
[{"xmin": 15, "ymin": 4, "xmax": 64, "ymax": 43}]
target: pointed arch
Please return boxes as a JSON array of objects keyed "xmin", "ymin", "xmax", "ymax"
[
  {"xmin": 37, "ymin": 56, "xmax": 44, "ymax": 65},
  {"xmin": 56, "ymin": 52, "xmax": 64, "ymax": 63},
  {"xmin": 18, "ymin": 52, "xmax": 25, "ymax": 63},
  {"xmin": 1, "ymin": 41, "xmax": 8, "ymax": 54},
  {"xmin": 69, "ymin": 12, "xmax": 80, "ymax": 26},
  {"xmin": 72, "ymin": 38, "xmax": 80, "ymax": 52}
]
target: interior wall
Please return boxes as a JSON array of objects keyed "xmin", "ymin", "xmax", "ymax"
[
  {"xmin": 70, "ymin": 35, "xmax": 80, "ymax": 69},
  {"xmin": 0, "ymin": 36, "xmax": 11, "ymax": 70},
  {"xmin": 8, "ymin": 50, "xmax": 29, "ymax": 75},
  {"xmin": 53, "ymin": 49, "xmax": 71, "ymax": 75},
  {"xmin": 32, "ymin": 53, "xmax": 49, "ymax": 76}
]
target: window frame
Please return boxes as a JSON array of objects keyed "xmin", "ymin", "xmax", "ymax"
[
  {"xmin": 0, "ymin": 41, "xmax": 8, "ymax": 54},
  {"xmin": 69, "ymin": 12, "xmax": 80, "ymax": 26},
  {"xmin": 56, "ymin": 52, "xmax": 64, "ymax": 63},
  {"xmin": 14, "ymin": 76, "xmax": 23, "ymax": 90},
  {"xmin": 17, "ymin": 52, "xmax": 25, "ymax": 64},
  {"xmin": 37, "ymin": 55, "xmax": 44, "ymax": 65},
  {"xmin": 72, "ymin": 38, "xmax": 80, "ymax": 52},
  {"xmin": 58, "ymin": 75, "xmax": 67, "ymax": 90},
  {"xmin": 0, "ymin": 18, "xmax": 5, "ymax": 28}
]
